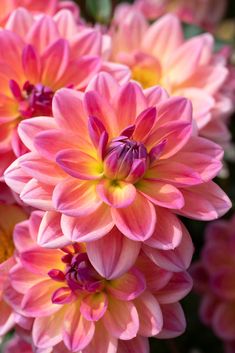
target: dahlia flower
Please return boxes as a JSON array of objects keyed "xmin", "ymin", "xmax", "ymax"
[
  {"xmin": 4, "ymin": 73, "xmax": 231, "ymax": 247},
  {"xmin": 116, "ymin": 0, "xmax": 227, "ymax": 30},
  {"xmin": 8, "ymin": 211, "xmax": 192, "ymax": 353},
  {"xmin": 110, "ymin": 12, "xmax": 234, "ymax": 145},
  {"xmin": 0, "ymin": 203, "xmax": 27, "ymax": 337},
  {"xmin": 0, "ymin": 0, "xmax": 79, "ymax": 26},
  {"xmin": 0, "ymin": 8, "xmax": 129, "ymax": 176},
  {"xmin": 2, "ymin": 334, "xmax": 33, "ymax": 353},
  {"xmin": 192, "ymin": 215, "xmax": 235, "ymax": 351}
]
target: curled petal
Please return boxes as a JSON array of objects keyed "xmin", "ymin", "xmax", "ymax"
[
  {"xmin": 156, "ymin": 303, "xmax": 186, "ymax": 339},
  {"xmin": 97, "ymin": 179, "xmax": 136, "ymax": 208},
  {"xmin": 80, "ymin": 292, "xmax": 108, "ymax": 322}
]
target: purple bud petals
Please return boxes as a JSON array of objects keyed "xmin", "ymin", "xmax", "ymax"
[
  {"xmin": 149, "ymin": 139, "xmax": 167, "ymax": 166},
  {"xmin": 126, "ymin": 158, "xmax": 147, "ymax": 183},
  {"xmin": 48, "ymin": 269, "xmax": 65, "ymax": 282},
  {"xmin": 120, "ymin": 124, "xmax": 135, "ymax": 138},
  {"xmin": 51, "ymin": 287, "xmax": 74, "ymax": 304},
  {"xmin": 9, "ymin": 79, "xmax": 23, "ymax": 101}
]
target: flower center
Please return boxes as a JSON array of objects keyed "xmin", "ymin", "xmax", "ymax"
[
  {"xmin": 49, "ymin": 244, "xmax": 104, "ymax": 304},
  {"xmin": 132, "ymin": 66, "xmax": 161, "ymax": 89},
  {"xmin": 10, "ymin": 80, "xmax": 53, "ymax": 118},
  {"xmin": 104, "ymin": 136, "xmax": 148, "ymax": 181}
]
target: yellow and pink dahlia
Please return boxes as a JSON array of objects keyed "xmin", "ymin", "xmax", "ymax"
[
  {"xmin": 4, "ymin": 73, "xmax": 231, "ymax": 246},
  {"xmin": 110, "ymin": 12, "xmax": 234, "ymax": 146},
  {"xmin": 0, "ymin": 8, "xmax": 129, "ymax": 176},
  {"xmin": 8, "ymin": 211, "xmax": 192, "ymax": 353},
  {"xmin": 192, "ymin": 215, "xmax": 235, "ymax": 353}
]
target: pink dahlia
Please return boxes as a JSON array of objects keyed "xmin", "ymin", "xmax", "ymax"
[
  {"xmin": 0, "ymin": 8, "xmax": 129, "ymax": 176},
  {"xmin": 0, "ymin": 0, "xmax": 79, "ymax": 26},
  {"xmin": 4, "ymin": 73, "xmax": 231, "ymax": 246},
  {"xmin": 9, "ymin": 211, "xmax": 192, "ymax": 353},
  {"xmin": 110, "ymin": 12, "xmax": 234, "ymax": 145},
  {"xmin": 192, "ymin": 215, "xmax": 235, "ymax": 351},
  {"xmin": 0, "ymin": 203, "xmax": 27, "ymax": 337}
]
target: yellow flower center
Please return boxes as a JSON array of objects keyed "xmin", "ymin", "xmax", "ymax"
[{"xmin": 132, "ymin": 66, "xmax": 161, "ymax": 89}]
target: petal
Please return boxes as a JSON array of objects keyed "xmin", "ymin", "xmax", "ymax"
[
  {"xmin": 6, "ymin": 8, "xmax": 34, "ymax": 38},
  {"xmin": 156, "ymin": 303, "xmax": 186, "ymax": 339},
  {"xmin": 143, "ymin": 223, "xmax": 194, "ymax": 272},
  {"xmin": 155, "ymin": 96, "xmax": 192, "ymax": 126},
  {"xmin": 18, "ymin": 117, "xmax": 56, "ymax": 152},
  {"xmin": 70, "ymin": 28, "xmax": 102, "ymax": 57},
  {"xmin": 144, "ymin": 207, "xmax": 182, "ymax": 250},
  {"xmin": 107, "ymin": 268, "xmax": 146, "ymax": 300},
  {"xmin": 10, "ymin": 264, "xmax": 42, "ymax": 294},
  {"xmin": 19, "ymin": 152, "xmax": 66, "ymax": 185},
  {"xmin": 56, "ymin": 149, "xmax": 103, "ymax": 180},
  {"xmin": 156, "ymin": 272, "xmax": 193, "ymax": 304},
  {"xmin": 4, "ymin": 157, "xmax": 31, "ymax": 194},
  {"xmin": 83, "ymin": 321, "xmax": 118, "ymax": 353},
  {"xmin": 41, "ymin": 39, "xmax": 70, "ymax": 88},
  {"xmin": 117, "ymin": 336, "xmax": 149, "ymax": 353},
  {"xmin": 97, "ymin": 179, "xmax": 136, "ymax": 208},
  {"xmin": 133, "ymin": 107, "xmax": 157, "ymax": 143},
  {"xmin": 142, "ymin": 14, "xmax": 183, "ymax": 61},
  {"xmin": 0, "ymin": 301, "xmax": 14, "ymax": 336},
  {"xmin": 138, "ymin": 180, "xmax": 184, "ymax": 209},
  {"xmin": 20, "ymin": 179, "xmax": 54, "ymax": 210},
  {"xmin": 22, "ymin": 280, "xmax": 61, "ymax": 317},
  {"xmin": 211, "ymin": 269, "xmax": 235, "ymax": 300},
  {"xmin": 22, "ymin": 44, "xmax": 41, "ymax": 83},
  {"xmin": 80, "ymin": 292, "xmax": 108, "ymax": 322},
  {"xmin": 113, "ymin": 82, "xmax": 147, "ymax": 132},
  {"xmin": 61, "ymin": 204, "xmax": 114, "ymax": 242},
  {"xmin": 87, "ymin": 227, "xmax": 141, "ymax": 279},
  {"xmin": 102, "ymin": 298, "xmax": 139, "ymax": 340},
  {"xmin": 86, "ymin": 72, "xmax": 119, "ymax": 102},
  {"xmin": 63, "ymin": 302, "xmax": 95, "ymax": 351},
  {"xmin": 38, "ymin": 211, "xmax": 70, "ymax": 249},
  {"xmin": 32, "ymin": 309, "xmax": 64, "ymax": 348},
  {"xmin": 178, "ymin": 182, "xmax": 232, "ymax": 220},
  {"xmin": 134, "ymin": 292, "xmax": 163, "ymax": 336},
  {"xmin": 111, "ymin": 192, "xmax": 156, "ymax": 241},
  {"xmin": 20, "ymin": 248, "xmax": 64, "ymax": 276},
  {"xmin": 53, "ymin": 178, "xmax": 102, "ymax": 217}
]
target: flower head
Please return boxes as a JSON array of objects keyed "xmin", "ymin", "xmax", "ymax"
[
  {"xmin": 110, "ymin": 12, "xmax": 234, "ymax": 145},
  {"xmin": 4, "ymin": 73, "xmax": 231, "ymax": 246},
  {"xmin": 9, "ymin": 211, "xmax": 192, "ymax": 353},
  {"xmin": 0, "ymin": 8, "xmax": 130, "ymax": 176}
]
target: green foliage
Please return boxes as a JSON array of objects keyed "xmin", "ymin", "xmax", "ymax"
[{"xmin": 86, "ymin": 0, "xmax": 112, "ymax": 23}]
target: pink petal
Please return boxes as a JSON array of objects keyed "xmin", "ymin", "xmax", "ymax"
[
  {"xmin": 27, "ymin": 16, "xmax": 59, "ymax": 54},
  {"xmin": 138, "ymin": 180, "xmax": 184, "ymax": 209},
  {"xmin": 144, "ymin": 86, "xmax": 169, "ymax": 106},
  {"xmin": 156, "ymin": 303, "xmax": 186, "ymax": 339},
  {"xmin": 117, "ymin": 336, "xmax": 149, "ymax": 353},
  {"xmin": 53, "ymin": 178, "xmax": 102, "ymax": 217},
  {"xmin": 70, "ymin": 28, "xmax": 102, "ymax": 57},
  {"xmin": 102, "ymin": 298, "xmax": 139, "ymax": 340},
  {"xmin": 32, "ymin": 309, "xmax": 64, "ymax": 348},
  {"xmin": 10, "ymin": 264, "xmax": 42, "ymax": 294},
  {"xmin": 143, "ymin": 222, "xmax": 194, "ymax": 272},
  {"xmin": 134, "ymin": 292, "xmax": 163, "ymax": 336},
  {"xmin": 133, "ymin": 107, "xmax": 157, "ymax": 142},
  {"xmin": 56, "ymin": 149, "xmax": 102, "ymax": 180},
  {"xmin": 20, "ymin": 179, "xmax": 54, "ymax": 210},
  {"xmin": 144, "ymin": 207, "xmax": 182, "ymax": 250},
  {"xmin": 178, "ymin": 182, "xmax": 232, "ymax": 220},
  {"xmin": 63, "ymin": 302, "xmax": 95, "ymax": 351},
  {"xmin": 61, "ymin": 204, "xmax": 114, "ymax": 242},
  {"xmin": 113, "ymin": 82, "xmax": 147, "ymax": 132},
  {"xmin": 38, "ymin": 211, "xmax": 70, "ymax": 249},
  {"xmin": 18, "ymin": 117, "xmax": 56, "ymax": 152},
  {"xmin": 13, "ymin": 221, "xmax": 35, "ymax": 252},
  {"xmin": 156, "ymin": 272, "xmax": 193, "ymax": 304},
  {"xmin": 4, "ymin": 158, "xmax": 31, "ymax": 194},
  {"xmin": 22, "ymin": 280, "xmax": 61, "ymax": 317},
  {"xmin": 107, "ymin": 268, "xmax": 146, "ymax": 300},
  {"xmin": 87, "ymin": 227, "xmax": 141, "ymax": 279},
  {"xmin": 69, "ymin": 56, "xmax": 101, "ymax": 90},
  {"xmin": 22, "ymin": 44, "xmax": 41, "ymax": 84},
  {"xmin": 53, "ymin": 88, "xmax": 87, "ymax": 133},
  {"xmin": 80, "ymin": 292, "xmax": 108, "ymax": 321},
  {"xmin": 211, "ymin": 269, "xmax": 235, "ymax": 300},
  {"xmin": 0, "ymin": 301, "xmax": 14, "ymax": 336},
  {"xmin": 20, "ymin": 248, "xmax": 64, "ymax": 276},
  {"xmin": 6, "ymin": 8, "xmax": 34, "ymax": 38},
  {"xmin": 111, "ymin": 192, "xmax": 156, "ymax": 241},
  {"xmin": 86, "ymin": 72, "xmax": 119, "ymax": 101},
  {"xmin": 19, "ymin": 152, "xmax": 66, "ymax": 185},
  {"xmin": 83, "ymin": 321, "xmax": 118, "ymax": 353},
  {"xmin": 97, "ymin": 179, "xmax": 136, "ymax": 208}
]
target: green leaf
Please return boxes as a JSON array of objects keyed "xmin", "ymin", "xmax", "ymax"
[
  {"xmin": 86, "ymin": 0, "xmax": 112, "ymax": 23},
  {"xmin": 183, "ymin": 23, "xmax": 204, "ymax": 39}
]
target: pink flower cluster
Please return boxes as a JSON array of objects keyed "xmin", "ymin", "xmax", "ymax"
[
  {"xmin": 0, "ymin": 0, "xmax": 233, "ymax": 352},
  {"xmin": 192, "ymin": 215, "xmax": 235, "ymax": 353}
]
